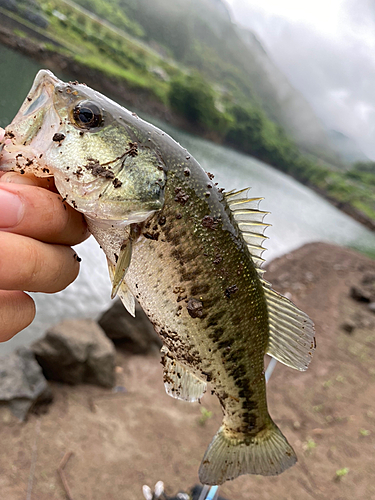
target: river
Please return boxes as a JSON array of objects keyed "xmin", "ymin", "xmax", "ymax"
[{"xmin": 1, "ymin": 44, "xmax": 374, "ymax": 353}]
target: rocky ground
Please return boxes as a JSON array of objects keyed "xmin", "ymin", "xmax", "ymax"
[{"xmin": 0, "ymin": 242, "xmax": 375, "ymax": 500}]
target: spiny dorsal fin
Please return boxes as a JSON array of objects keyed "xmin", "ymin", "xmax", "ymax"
[
  {"xmin": 161, "ymin": 346, "xmax": 207, "ymax": 402},
  {"xmin": 265, "ymin": 288, "xmax": 315, "ymax": 371},
  {"xmin": 226, "ymin": 188, "xmax": 270, "ymax": 278}
]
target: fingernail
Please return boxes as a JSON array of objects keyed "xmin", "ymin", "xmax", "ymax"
[
  {"xmin": 0, "ymin": 172, "xmax": 38, "ymax": 185},
  {"xmin": 0, "ymin": 187, "xmax": 24, "ymax": 228}
]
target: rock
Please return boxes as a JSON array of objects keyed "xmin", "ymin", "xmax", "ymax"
[
  {"xmin": 362, "ymin": 272, "xmax": 375, "ymax": 286},
  {"xmin": 0, "ymin": 347, "xmax": 51, "ymax": 421},
  {"xmin": 32, "ymin": 320, "xmax": 115, "ymax": 387},
  {"xmin": 350, "ymin": 286, "xmax": 371, "ymax": 302},
  {"xmin": 341, "ymin": 320, "xmax": 356, "ymax": 334},
  {"xmin": 98, "ymin": 300, "xmax": 162, "ymax": 354}
]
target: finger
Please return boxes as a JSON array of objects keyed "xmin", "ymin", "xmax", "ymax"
[
  {"xmin": 0, "ymin": 232, "xmax": 80, "ymax": 293},
  {"xmin": 0, "ymin": 182, "xmax": 89, "ymax": 245},
  {"xmin": 0, "ymin": 290, "xmax": 36, "ymax": 342},
  {"xmin": 0, "ymin": 171, "xmax": 56, "ymax": 190}
]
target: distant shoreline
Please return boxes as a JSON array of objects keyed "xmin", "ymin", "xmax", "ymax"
[{"xmin": 1, "ymin": 24, "xmax": 374, "ymax": 234}]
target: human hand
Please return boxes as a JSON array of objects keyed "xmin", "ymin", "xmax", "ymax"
[{"xmin": 0, "ymin": 127, "xmax": 90, "ymax": 341}]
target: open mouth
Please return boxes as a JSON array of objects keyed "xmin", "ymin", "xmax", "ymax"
[{"xmin": 0, "ymin": 70, "xmax": 61, "ymax": 177}]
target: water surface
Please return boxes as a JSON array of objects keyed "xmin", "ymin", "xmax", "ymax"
[{"xmin": 1, "ymin": 44, "xmax": 374, "ymax": 353}]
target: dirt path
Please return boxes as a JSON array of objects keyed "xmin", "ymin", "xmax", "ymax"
[{"xmin": 1, "ymin": 242, "xmax": 374, "ymax": 500}]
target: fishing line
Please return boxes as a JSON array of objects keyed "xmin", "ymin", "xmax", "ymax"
[{"xmin": 201, "ymin": 357, "xmax": 278, "ymax": 500}]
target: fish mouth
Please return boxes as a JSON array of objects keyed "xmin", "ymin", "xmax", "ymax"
[
  {"xmin": 1, "ymin": 70, "xmax": 61, "ymax": 176},
  {"xmin": 9, "ymin": 69, "xmax": 59, "ymax": 137}
]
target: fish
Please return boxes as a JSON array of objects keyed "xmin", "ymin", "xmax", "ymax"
[{"xmin": 0, "ymin": 70, "xmax": 315, "ymax": 485}]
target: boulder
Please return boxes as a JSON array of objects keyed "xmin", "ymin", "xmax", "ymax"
[
  {"xmin": 350, "ymin": 285, "xmax": 371, "ymax": 302},
  {"xmin": 32, "ymin": 319, "xmax": 115, "ymax": 388},
  {"xmin": 98, "ymin": 300, "xmax": 162, "ymax": 354},
  {"xmin": 0, "ymin": 347, "xmax": 51, "ymax": 421}
]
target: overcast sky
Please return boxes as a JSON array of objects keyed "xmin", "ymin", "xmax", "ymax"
[{"xmin": 225, "ymin": 0, "xmax": 375, "ymax": 160}]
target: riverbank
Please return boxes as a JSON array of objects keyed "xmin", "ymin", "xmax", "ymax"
[
  {"xmin": 1, "ymin": 23, "xmax": 374, "ymax": 232},
  {"xmin": 0, "ymin": 242, "xmax": 374, "ymax": 500}
]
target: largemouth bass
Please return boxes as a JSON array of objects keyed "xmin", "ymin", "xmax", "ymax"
[{"xmin": 0, "ymin": 70, "xmax": 315, "ymax": 485}]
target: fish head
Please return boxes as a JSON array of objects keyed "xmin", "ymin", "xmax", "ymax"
[{"xmin": 2, "ymin": 70, "xmax": 166, "ymax": 225}]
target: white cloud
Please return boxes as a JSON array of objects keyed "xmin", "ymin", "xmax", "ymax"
[{"xmin": 226, "ymin": 0, "xmax": 375, "ymax": 159}]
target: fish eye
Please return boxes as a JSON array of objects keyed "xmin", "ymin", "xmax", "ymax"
[{"xmin": 73, "ymin": 101, "xmax": 103, "ymax": 129}]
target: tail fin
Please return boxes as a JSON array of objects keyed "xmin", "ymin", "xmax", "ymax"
[{"xmin": 199, "ymin": 422, "xmax": 297, "ymax": 485}]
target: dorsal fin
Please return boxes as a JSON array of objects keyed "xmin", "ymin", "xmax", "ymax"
[
  {"xmin": 227, "ymin": 188, "xmax": 315, "ymax": 371},
  {"xmin": 226, "ymin": 188, "xmax": 270, "ymax": 278},
  {"xmin": 265, "ymin": 288, "xmax": 315, "ymax": 371}
]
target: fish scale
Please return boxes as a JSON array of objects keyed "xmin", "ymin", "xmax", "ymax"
[{"xmin": 1, "ymin": 70, "xmax": 315, "ymax": 486}]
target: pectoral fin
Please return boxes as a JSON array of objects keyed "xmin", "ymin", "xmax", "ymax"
[
  {"xmin": 110, "ymin": 240, "xmax": 132, "ymax": 299},
  {"xmin": 161, "ymin": 346, "xmax": 207, "ymax": 402},
  {"xmin": 107, "ymin": 257, "xmax": 136, "ymax": 317}
]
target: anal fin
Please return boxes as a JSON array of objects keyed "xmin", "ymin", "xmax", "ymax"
[{"xmin": 161, "ymin": 346, "xmax": 207, "ymax": 403}]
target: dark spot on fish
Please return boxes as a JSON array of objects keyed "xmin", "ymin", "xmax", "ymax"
[
  {"xmin": 144, "ymin": 231, "xmax": 160, "ymax": 241},
  {"xmin": 213, "ymin": 254, "xmax": 223, "ymax": 265},
  {"xmin": 218, "ymin": 187, "xmax": 225, "ymax": 193},
  {"xmin": 5, "ymin": 131, "xmax": 15, "ymax": 139},
  {"xmin": 202, "ymin": 371, "xmax": 213, "ymax": 382},
  {"xmin": 79, "ymin": 131, "xmax": 84, "ymax": 136},
  {"xmin": 158, "ymin": 216, "xmax": 166, "ymax": 226},
  {"xmin": 184, "ymin": 168, "xmax": 191, "ymax": 176},
  {"xmin": 72, "ymin": 200, "xmax": 77, "ymax": 209},
  {"xmin": 208, "ymin": 327, "xmax": 224, "ymax": 342},
  {"xmin": 202, "ymin": 216, "xmax": 220, "ymax": 230},
  {"xmin": 187, "ymin": 298, "xmax": 203, "ymax": 319},
  {"xmin": 225, "ymin": 285, "xmax": 239, "ymax": 298},
  {"xmin": 113, "ymin": 178, "xmax": 122, "ymax": 188},
  {"xmin": 27, "ymin": 97, "xmax": 32, "ymax": 102},
  {"xmin": 206, "ymin": 310, "xmax": 226, "ymax": 327},
  {"xmin": 20, "ymin": 169, "xmax": 25, "ymax": 175},
  {"xmin": 174, "ymin": 187, "xmax": 189, "ymax": 206},
  {"xmin": 205, "ymin": 191, "xmax": 210, "ymax": 197},
  {"xmin": 206, "ymin": 172, "xmax": 214, "ymax": 180},
  {"xmin": 114, "ymin": 254, "xmax": 118, "ymax": 263},
  {"xmin": 207, "ymin": 184, "xmax": 212, "ymax": 189},
  {"xmin": 52, "ymin": 133, "xmax": 65, "ymax": 142}
]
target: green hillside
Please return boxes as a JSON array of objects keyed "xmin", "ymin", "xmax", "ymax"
[{"xmin": 1, "ymin": 0, "xmax": 374, "ymax": 227}]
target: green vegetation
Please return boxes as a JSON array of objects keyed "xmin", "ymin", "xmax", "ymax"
[
  {"xmin": 4, "ymin": 0, "xmax": 375, "ymax": 227},
  {"xmin": 335, "ymin": 467, "xmax": 349, "ymax": 479},
  {"xmin": 198, "ymin": 407, "xmax": 213, "ymax": 425}
]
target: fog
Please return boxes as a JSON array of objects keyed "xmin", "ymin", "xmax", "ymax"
[{"xmin": 226, "ymin": 0, "xmax": 375, "ymax": 160}]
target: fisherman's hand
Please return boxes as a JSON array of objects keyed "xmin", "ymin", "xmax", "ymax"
[{"xmin": 0, "ymin": 129, "xmax": 90, "ymax": 341}]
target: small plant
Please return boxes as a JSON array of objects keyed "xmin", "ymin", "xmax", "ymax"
[
  {"xmin": 303, "ymin": 438, "xmax": 317, "ymax": 453},
  {"xmin": 323, "ymin": 379, "xmax": 333, "ymax": 388},
  {"xmin": 199, "ymin": 407, "xmax": 213, "ymax": 425},
  {"xmin": 335, "ymin": 467, "xmax": 349, "ymax": 481},
  {"xmin": 359, "ymin": 428, "xmax": 370, "ymax": 437}
]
